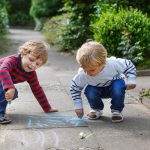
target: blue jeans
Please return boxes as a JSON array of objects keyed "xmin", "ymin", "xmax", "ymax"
[
  {"xmin": 84, "ymin": 79, "xmax": 126, "ymax": 112},
  {"xmin": 0, "ymin": 82, "xmax": 18, "ymax": 117}
]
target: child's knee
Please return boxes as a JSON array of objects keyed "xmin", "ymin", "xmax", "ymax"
[
  {"xmin": 84, "ymin": 86, "xmax": 99, "ymax": 100},
  {"xmin": 112, "ymin": 80, "xmax": 126, "ymax": 91}
]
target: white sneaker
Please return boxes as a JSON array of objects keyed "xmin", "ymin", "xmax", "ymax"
[
  {"xmin": 87, "ymin": 109, "xmax": 103, "ymax": 120},
  {"xmin": 112, "ymin": 111, "xmax": 123, "ymax": 123},
  {"xmin": 0, "ymin": 116, "xmax": 12, "ymax": 124}
]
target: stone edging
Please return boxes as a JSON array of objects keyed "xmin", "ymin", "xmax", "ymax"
[
  {"xmin": 137, "ymin": 70, "xmax": 150, "ymax": 76},
  {"xmin": 141, "ymin": 97, "xmax": 150, "ymax": 109}
]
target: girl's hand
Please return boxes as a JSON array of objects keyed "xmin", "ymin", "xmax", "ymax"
[{"xmin": 5, "ymin": 88, "xmax": 16, "ymax": 101}]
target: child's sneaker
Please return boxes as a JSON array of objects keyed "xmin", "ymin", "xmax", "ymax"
[
  {"xmin": 111, "ymin": 111, "xmax": 123, "ymax": 123},
  {"xmin": 87, "ymin": 109, "xmax": 103, "ymax": 120},
  {"xmin": 0, "ymin": 116, "xmax": 12, "ymax": 124}
]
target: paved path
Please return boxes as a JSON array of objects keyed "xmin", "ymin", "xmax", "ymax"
[{"xmin": 0, "ymin": 29, "xmax": 150, "ymax": 150}]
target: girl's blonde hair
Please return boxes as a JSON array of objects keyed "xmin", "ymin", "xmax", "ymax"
[
  {"xmin": 18, "ymin": 40, "xmax": 49, "ymax": 64},
  {"xmin": 76, "ymin": 41, "xmax": 107, "ymax": 68}
]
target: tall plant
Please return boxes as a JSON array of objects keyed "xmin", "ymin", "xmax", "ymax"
[
  {"xmin": 59, "ymin": 0, "xmax": 96, "ymax": 51},
  {"xmin": 0, "ymin": 0, "xmax": 9, "ymax": 33},
  {"xmin": 91, "ymin": 8, "xmax": 150, "ymax": 65},
  {"xmin": 5, "ymin": 0, "xmax": 33, "ymax": 26},
  {"xmin": 30, "ymin": 0, "xmax": 63, "ymax": 30}
]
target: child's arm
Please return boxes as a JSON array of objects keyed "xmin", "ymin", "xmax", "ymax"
[
  {"xmin": 70, "ymin": 70, "xmax": 87, "ymax": 118},
  {"xmin": 28, "ymin": 72, "xmax": 58, "ymax": 113},
  {"xmin": 115, "ymin": 58, "xmax": 136, "ymax": 87},
  {"xmin": 0, "ymin": 58, "xmax": 16, "ymax": 93}
]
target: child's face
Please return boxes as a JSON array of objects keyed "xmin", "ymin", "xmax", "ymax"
[
  {"xmin": 83, "ymin": 64, "xmax": 104, "ymax": 77},
  {"xmin": 21, "ymin": 54, "xmax": 43, "ymax": 72}
]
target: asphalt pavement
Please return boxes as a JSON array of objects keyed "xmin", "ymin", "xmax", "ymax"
[{"xmin": 0, "ymin": 29, "xmax": 150, "ymax": 150}]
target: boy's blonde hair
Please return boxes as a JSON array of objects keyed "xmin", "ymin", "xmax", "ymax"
[
  {"xmin": 18, "ymin": 40, "xmax": 49, "ymax": 64},
  {"xmin": 76, "ymin": 41, "xmax": 107, "ymax": 68}
]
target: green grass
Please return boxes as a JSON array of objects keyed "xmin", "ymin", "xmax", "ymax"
[{"xmin": 139, "ymin": 88, "xmax": 150, "ymax": 99}]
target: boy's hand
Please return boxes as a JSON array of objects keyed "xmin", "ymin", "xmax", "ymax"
[
  {"xmin": 75, "ymin": 109, "xmax": 84, "ymax": 118},
  {"xmin": 5, "ymin": 88, "xmax": 16, "ymax": 101},
  {"xmin": 126, "ymin": 84, "xmax": 136, "ymax": 90},
  {"xmin": 45, "ymin": 108, "xmax": 58, "ymax": 113}
]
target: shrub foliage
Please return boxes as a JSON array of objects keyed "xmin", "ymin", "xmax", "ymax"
[
  {"xmin": 5, "ymin": 0, "xmax": 33, "ymax": 26},
  {"xmin": 59, "ymin": 0, "xmax": 96, "ymax": 51},
  {"xmin": 0, "ymin": 0, "xmax": 9, "ymax": 33},
  {"xmin": 91, "ymin": 8, "xmax": 150, "ymax": 65},
  {"xmin": 30, "ymin": 0, "xmax": 63, "ymax": 30}
]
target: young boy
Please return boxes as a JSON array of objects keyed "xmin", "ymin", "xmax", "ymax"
[
  {"xmin": 0, "ymin": 40, "xmax": 58, "ymax": 124},
  {"xmin": 70, "ymin": 41, "xmax": 136, "ymax": 123}
]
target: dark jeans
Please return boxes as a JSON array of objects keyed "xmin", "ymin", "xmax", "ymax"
[
  {"xmin": 84, "ymin": 79, "xmax": 126, "ymax": 112},
  {"xmin": 0, "ymin": 82, "xmax": 18, "ymax": 117}
]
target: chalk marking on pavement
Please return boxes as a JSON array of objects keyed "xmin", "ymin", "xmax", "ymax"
[
  {"xmin": 37, "ymin": 130, "xmax": 45, "ymax": 147},
  {"xmin": 27, "ymin": 116, "xmax": 33, "ymax": 128},
  {"xmin": 0, "ymin": 131, "xmax": 6, "ymax": 147},
  {"xmin": 67, "ymin": 116, "xmax": 87, "ymax": 126},
  {"xmin": 85, "ymin": 133, "xmax": 93, "ymax": 139},
  {"xmin": 20, "ymin": 129, "xmax": 41, "ymax": 147},
  {"xmin": 47, "ymin": 114, "xmax": 71, "ymax": 117},
  {"xmin": 20, "ymin": 131, "xmax": 29, "ymax": 147},
  {"xmin": 33, "ymin": 129, "xmax": 41, "ymax": 144},
  {"xmin": 26, "ymin": 114, "xmax": 87, "ymax": 128},
  {"xmin": 50, "ymin": 130, "xmax": 59, "ymax": 147}
]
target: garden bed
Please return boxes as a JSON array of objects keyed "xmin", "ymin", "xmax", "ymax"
[{"xmin": 139, "ymin": 88, "xmax": 150, "ymax": 109}]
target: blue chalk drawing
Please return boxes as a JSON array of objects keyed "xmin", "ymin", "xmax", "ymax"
[
  {"xmin": 26, "ymin": 113, "xmax": 87, "ymax": 128},
  {"xmin": 27, "ymin": 116, "xmax": 33, "ymax": 128},
  {"xmin": 67, "ymin": 117, "xmax": 86, "ymax": 127}
]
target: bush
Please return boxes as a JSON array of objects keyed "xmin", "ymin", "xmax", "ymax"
[
  {"xmin": 0, "ymin": 1, "xmax": 9, "ymax": 33},
  {"xmin": 59, "ymin": 1, "xmax": 96, "ymax": 51},
  {"xmin": 42, "ymin": 13, "xmax": 70, "ymax": 47},
  {"xmin": 91, "ymin": 8, "xmax": 150, "ymax": 66},
  {"xmin": 30, "ymin": 0, "xmax": 63, "ymax": 30},
  {"xmin": 95, "ymin": 0, "xmax": 150, "ymax": 15},
  {"xmin": 117, "ymin": 35, "xmax": 143, "ymax": 64},
  {"xmin": 5, "ymin": 0, "xmax": 33, "ymax": 26}
]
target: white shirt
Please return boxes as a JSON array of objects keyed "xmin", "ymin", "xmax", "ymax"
[{"xmin": 70, "ymin": 57, "xmax": 136, "ymax": 109}]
